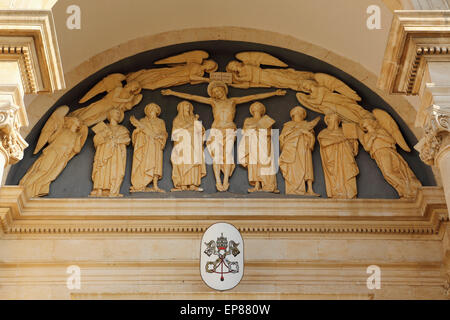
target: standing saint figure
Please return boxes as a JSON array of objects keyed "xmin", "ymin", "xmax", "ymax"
[
  {"xmin": 162, "ymin": 81, "xmax": 286, "ymax": 192},
  {"xmin": 318, "ymin": 113, "xmax": 359, "ymax": 199},
  {"xmin": 359, "ymin": 118, "xmax": 421, "ymax": 199},
  {"xmin": 238, "ymin": 102, "xmax": 279, "ymax": 193},
  {"xmin": 171, "ymin": 101, "xmax": 206, "ymax": 192},
  {"xmin": 90, "ymin": 109, "xmax": 130, "ymax": 197},
  {"xmin": 20, "ymin": 112, "xmax": 87, "ymax": 198},
  {"xmin": 130, "ymin": 103, "xmax": 168, "ymax": 193},
  {"xmin": 279, "ymin": 106, "xmax": 320, "ymax": 196}
]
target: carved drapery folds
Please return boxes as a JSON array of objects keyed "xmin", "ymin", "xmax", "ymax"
[
  {"xmin": 0, "ymin": 102, "xmax": 28, "ymax": 165},
  {"xmin": 19, "ymin": 50, "xmax": 423, "ymax": 199}
]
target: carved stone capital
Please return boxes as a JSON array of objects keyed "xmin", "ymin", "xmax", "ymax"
[
  {"xmin": 0, "ymin": 102, "xmax": 28, "ymax": 165},
  {"xmin": 415, "ymin": 104, "xmax": 450, "ymax": 166}
]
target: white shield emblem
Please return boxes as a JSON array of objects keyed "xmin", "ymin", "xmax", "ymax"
[{"xmin": 200, "ymin": 222, "xmax": 244, "ymax": 291}]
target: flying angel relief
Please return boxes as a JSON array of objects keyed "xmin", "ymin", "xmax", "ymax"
[{"xmin": 18, "ymin": 50, "xmax": 421, "ymax": 199}]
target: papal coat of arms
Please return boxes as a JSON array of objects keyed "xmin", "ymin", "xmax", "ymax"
[
  {"xmin": 204, "ymin": 233, "xmax": 240, "ymax": 281},
  {"xmin": 200, "ymin": 222, "xmax": 244, "ymax": 291}
]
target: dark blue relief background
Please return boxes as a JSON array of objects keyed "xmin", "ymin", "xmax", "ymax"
[{"xmin": 6, "ymin": 40, "xmax": 436, "ymax": 198}]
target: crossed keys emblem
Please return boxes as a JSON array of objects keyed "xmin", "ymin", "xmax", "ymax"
[{"xmin": 204, "ymin": 233, "xmax": 240, "ymax": 281}]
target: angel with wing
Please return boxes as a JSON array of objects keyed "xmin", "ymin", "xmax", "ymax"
[
  {"xmin": 296, "ymin": 74, "xmax": 373, "ymax": 124},
  {"xmin": 126, "ymin": 50, "xmax": 218, "ymax": 90},
  {"xmin": 226, "ymin": 51, "xmax": 315, "ymax": 90},
  {"xmin": 70, "ymin": 74, "xmax": 142, "ymax": 127},
  {"xmin": 359, "ymin": 109, "xmax": 421, "ymax": 199},
  {"xmin": 19, "ymin": 106, "xmax": 88, "ymax": 198}
]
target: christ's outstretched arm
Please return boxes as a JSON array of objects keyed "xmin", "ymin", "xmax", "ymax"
[
  {"xmin": 161, "ymin": 89, "xmax": 211, "ymax": 105},
  {"xmin": 232, "ymin": 89, "xmax": 286, "ymax": 105}
]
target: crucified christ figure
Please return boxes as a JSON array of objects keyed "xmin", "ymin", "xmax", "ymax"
[{"xmin": 162, "ymin": 81, "xmax": 286, "ymax": 192}]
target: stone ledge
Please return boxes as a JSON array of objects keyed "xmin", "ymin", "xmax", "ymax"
[{"xmin": 0, "ymin": 186, "xmax": 447, "ymax": 237}]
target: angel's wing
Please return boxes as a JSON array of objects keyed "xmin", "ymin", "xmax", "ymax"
[
  {"xmin": 79, "ymin": 73, "xmax": 126, "ymax": 103},
  {"xmin": 78, "ymin": 124, "xmax": 88, "ymax": 150},
  {"xmin": 235, "ymin": 51, "xmax": 288, "ymax": 67},
  {"xmin": 314, "ymin": 73, "xmax": 361, "ymax": 102},
  {"xmin": 373, "ymin": 109, "xmax": 411, "ymax": 152},
  {"xmin": 155, "ymin": 50, "xmax": 209, "ymax": 65},
  {"xmin": 34, "ymin": 106, "xmax": 70, "ymax": 154}
]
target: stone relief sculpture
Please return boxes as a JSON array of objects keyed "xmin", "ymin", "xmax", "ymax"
[
  {"xmin": 414, "ymin": 105, "xmax": 449, "ymax": 166},
  {"xmin": 130, "ymin": 103, "xmax": 168, "ymax": 193},
  {"xmin": 0, "ymin": 102, "xmax": 28, "ymax": 165},
  {"xmin": 171, "ymin": 101, "xmax": 206, "ymax": 192},
  {"xmin": 359, "ymin": 110, "xmax": 421, "ymax": 199},
  {"xmin": 127, "ymin": 50, "xmax": 218, "ymax": 90},
  {"xmin": 72, "ymin": 74, "xmax": 143, "ymax": 127},
  {"xmin": 162, "ymin": 81, "xmax": 286, "ymax": 192},
  {"xmin": 296, "ymin": 75, "xmax": 372, "ymax": 124},
  {"xmin": 318, "ymin": 113, "xmax": 359, "ymax": 199},
  {"xmin": 18, "ymin": 49, "xmax": 425, "ymax": 200},
  {"xmin": 293, "ymin": 68, "xmax": 421, "ymax": 198},
  {"xmin": 90, "ymin": 109, "xmax": 130, "ymax": 197},
  {"xmin": 279, "ymin": 106, "xmax": 320, "ymax": 196},
  {"xmin": 20, "ymin": 106, "xmax": 88, "ymax": 197},
  {"xmin": 21, "ymin": 73, "xmax": 143, "ymax": 197},
  {"xmin": 238, "ymin": 102, "xmax": 279, "ymax": 193},
  {"xmin": 226, "ymin": 51, "xmax": 314, "ymax": 90}
]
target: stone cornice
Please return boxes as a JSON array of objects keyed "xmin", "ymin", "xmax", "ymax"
[
  {"xmin": 0, "ymin": 10, "xmax": 65, "ymax": 93},
  {"xmin": 0, "ymin": 186, "xmax": 447, "ymax": 237},
  {"xmin": 379, "ymin": 10, "xmax": 450, "ymax": 95}
]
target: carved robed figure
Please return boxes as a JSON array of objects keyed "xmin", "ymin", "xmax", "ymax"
[
  {"xmin": 90, "ymin": 109, "xmax": 130, "ymax": 197},
  {"xmin": 130, "ymin": 103, "xmax": 168, "ymax": 193},
  {"xmin": 72, "ymin": 76, "xmax": 142, "ymax": 127},
  {"xmin": 226, "ymin": 51, "xmax": 314, "ymax": 90},
  {"xmin": 279, "ymin": 106, "xmax": 320, "ymax": 196},
  {"xmin": 318, "ymin": 113, "xmax": 359, "ymax": 199},
  {"xmin": 171, "ymin": 101, "xmax": 206, "ymax": 192},
  {"xmin": 359, "ymin": 117, "xmax": 421, "ymax": 199},
  {"xmin": 238, "ymin": 102, "xmax": 279, "ymax": 193},
  {"xmin": 20, "ymin": 109, "xmax": 87, "ymax": 198},
  {"xmin": 127, "ymin": 50, "xmax": 218, "ymax": 90},
  {"xmin": 162, "ymin": 81, "xmax": 286, "ymax": 192}
]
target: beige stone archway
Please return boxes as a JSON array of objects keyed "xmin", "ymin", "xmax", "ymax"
[{"xmin": 24, "ymin": 26, "xmax": 422, "ymax": 140}]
